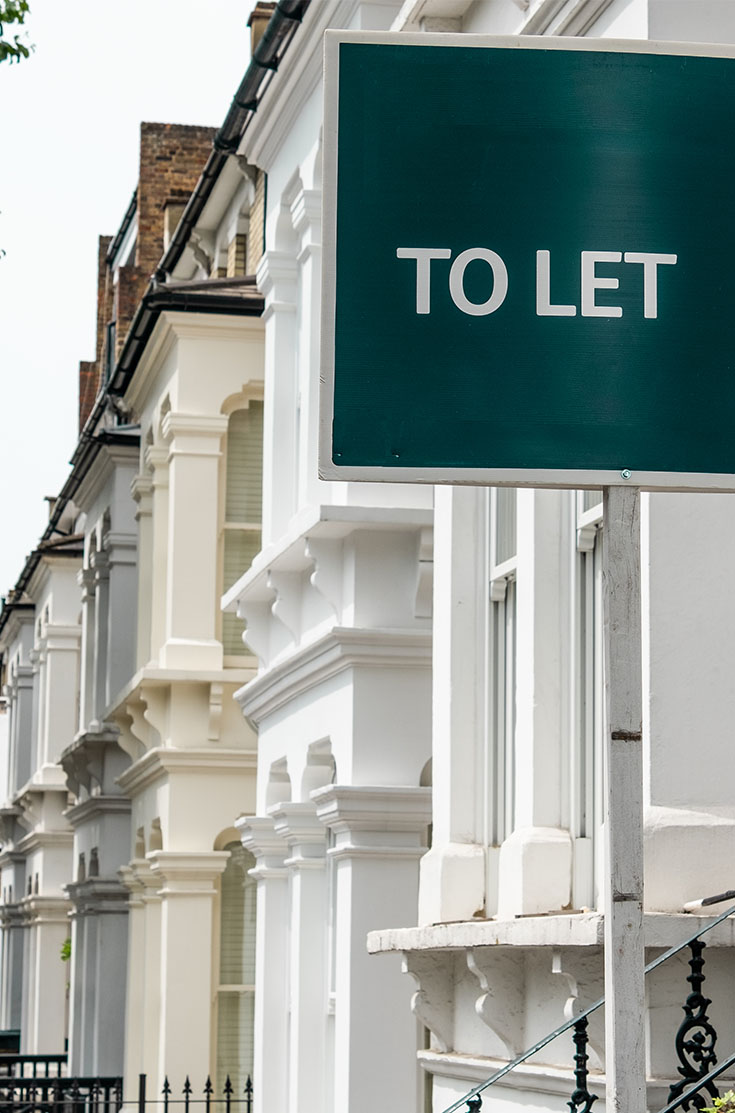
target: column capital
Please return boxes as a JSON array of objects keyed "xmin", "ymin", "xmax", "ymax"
[
  {"xmin": 77, "ymin": 566, "xmax": 96, "ymax": 599},
  {"xmin": 90, "ymin": 548, "xmax": 110, "ymax": 583},
  {"xmin": 312, "ymin": 784, "xmax": 432, "ymax": 862},
  {"xmin": 106, "ymin": 532, "xmax": 137, "ymax": 567},
  {"xmin": 236, "ymin": 815, "xmax": 287, "ymax": 878},
  {"xmin": 66, "ymin": 877, "xmax": 130, "ymax": 915},
  {"xmin": 131, "ymin": 473, "xmax": 153, "ymax": 505},
  {"xmin": 145, "ymin": 444, "xmax": 169, "ymax": 480},
  {"xmin": 120, "ymin": 857, "xmax": 162, "ymax": 904},
  {"xmin": 256, "ymin": 249, "xmax": 298, "ymax": 304},
  {"xmin": 148, "ymin": 850, "xmax": 230, "ymax": 893},
  {"xmin": 268, "ymin": 802, "xmax": 326, "ymax": 867},
  {"xmin": 161, "ymin": 412, "xmax": 228, "ymax": 456}
]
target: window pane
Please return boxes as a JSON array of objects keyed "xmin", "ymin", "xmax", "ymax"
[
  {"xmin": 225, "ymin": 403, "xmax": 263, "ymax": 523},
  {"xmin": 495, "ymin": 487, "xmax": 517, "ymax": 564},
  {"xmin": 216, "ymin": 843, "xmax": 257, "ymax": 1093},
  {"xmin": 222, "ymin": 531, "xmax": 261, "ymax": 657},
  {"xmin": 582, "ymin": 489, "xmax": 602, "ymax": 512},
  {"xmin": 216, "ymin": 991, "xmax": 254, "ymax": 1096}
]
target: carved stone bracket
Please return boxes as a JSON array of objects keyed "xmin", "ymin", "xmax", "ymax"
[
  {"xmin": 268, "ymin": 571, "xmax": 301, "ymax": 641},
  {"xmin": 551, "ymin": 948, "xmax": 604, "ymax": 1071},
  {"xmin": 467, "ymin": 948, "xmax": 523, "ymax": 1059},
  {"xmin": 306, "ymin": 537, "xmax": 343, "ymax": 618},
  {"xmin": 402, "ymin": 951, "xmax": 454, "ymax": 1054},
  {"xmin": 237, "ymin": 598, "xmax": 273, "ymax": 664}
]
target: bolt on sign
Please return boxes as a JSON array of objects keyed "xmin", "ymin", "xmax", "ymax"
[{"xmin": 319, "ymin": 34, "xmax": 735, "ymax": 491}]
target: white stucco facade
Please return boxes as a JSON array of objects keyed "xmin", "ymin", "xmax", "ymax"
[{"xmin": 0, "ymin": 521, "xmax": 82, "ymax": 1054}]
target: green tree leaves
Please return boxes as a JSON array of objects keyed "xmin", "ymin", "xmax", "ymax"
[{"xmin": 0, "ymin": 1, "xmax": 32, "ymax": 64}]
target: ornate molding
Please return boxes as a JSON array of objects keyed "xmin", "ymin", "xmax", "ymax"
[
  {"xmin": 236, "ymin": 626, "xmax": 431, "ymax": 725},
  {"xmin": 402, "ymin": 950, "xmax": 454, "ymax": 1053},
  {"xmin": 467, "ymin": 948, "xmax": 523, "ymax": 1058},
  {"xmin": 237, "ymin": 815, "xmax": 288, "ymax": 879}
]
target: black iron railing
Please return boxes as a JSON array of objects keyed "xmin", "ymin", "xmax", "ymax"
[
  {"xmin": 0, "ymin": 1075, "xmax": 122, "ymax": 1112},
  {"xmin": 445, "ymin": 901, "xmax": 735, "ymax": 1113},
  {"xmin": 0, "ymin": 1055, "xmax": 67, "ymax": 1078},
  {"xmin": 138, "ymin": 1075, "xmax": 253, "ymax": 1113},
  {"xmin": 0, "ymin": 1071, "xmax": 254, "ymax": 1113}
]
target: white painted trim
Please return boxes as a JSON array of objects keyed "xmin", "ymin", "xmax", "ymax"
[
  {"xmin": 234, "ymin": 626, "xmax": 431, "ymax": 724},
  {"xmin": 116, "ymin": 746, "xmax": 257, "ymax": 796}
]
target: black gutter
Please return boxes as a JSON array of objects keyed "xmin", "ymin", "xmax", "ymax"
[
  {"xmin": 155, "ymin": 0, "xmax": 310, "ymax": 282},
  {"xmin": 0, "ymin": 426, "xmax": 141, "ymax": 634},
  {"xmin": 106, "ymin": 190, "xmax": 138, "ymax": 265},
  {"xmin": 109, "ymin": 285, "xmax": 264, "ymax": 396}
]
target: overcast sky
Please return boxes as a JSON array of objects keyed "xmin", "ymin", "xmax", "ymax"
[{"xmin": 0, "ymin": 0, "xmax": 256, "ymax": 597}]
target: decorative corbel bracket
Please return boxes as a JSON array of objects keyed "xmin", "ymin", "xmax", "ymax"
[
  {"xmin": 402, "ymin": 951, "xmax": 454, "ymax": 1054},
  {"xmin": 467, "ymin": 948, "xmax": 523, "ymax": 1058},
  {"xmin": 551, "ymin": 948, "xmax": 604, "ymax": 1071},
  {"xmin": 237, "ymin": 599, "xmax": 273, "ymax": 664},
  {"xmin": 306, "ymin": 537, "xmax": 342, "ymax": 619},
  {"xmin": 208, "ymin": 682, "xmax": 224, "ymax": 744},
  {"xmin": 268, "ymin": 571, "xmax": 301, "ymax": 641}
]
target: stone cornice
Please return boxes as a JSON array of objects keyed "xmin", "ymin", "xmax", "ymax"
[
  {"xmin": 0, "ymin": 902, "xmax": 27, "ymax": 927},
  {"xmin": 18, "ymin": 894, "xmax": 72, "ymax": 924},
  {"xmin": 236, "ymin": 815, "xmax": 288, "ymax": 879},
  {"xmin": 235, "ymin": 626, "xmax": 431, "ymax": 725},
  {"xmin": 119, "ymin": 857, "xmax": 161, "ymax": 901},
  {"xmin": 124, "ymin": 311, "xmax": 263, "ymax": 417},
  {"xmin": 312, "ymin": 785, "xmax": 432, "ymax": 834},
  {"xmin": 107, "ymin": 664, "xmax": 253, "ymax": 719},
  {"xmin": 66, "ymin": 877, "xmax": 130, "ymax": 915},
  {"xmin": 74, "ymin": 438, "xmax": 139, "ymax": 513},
  {"xmin": 269, "ymin": 803, "xmax": 326, "ymax": 868},
  {"xmin": 15, "ymin": 829, "xmax": 73, "ymax": 856},
  {"xmin": 148, "ymin": 850, "xmax": 229, "ymax": 893},
  {"xmin": 65, "ymin": 794, "xmax": 131, "ymax": 827},
  {"xmin": 61, "ymin": 726, "xmax": 128, "ymax": 797},
  {"xmin": 116, "ymin": 745, "xmax": 256, "ymax": 797}
]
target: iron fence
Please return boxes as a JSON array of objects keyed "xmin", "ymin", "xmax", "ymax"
[{"xmin": 0, "ymin": 1072, "xmax": 254, "ymax": 1113}]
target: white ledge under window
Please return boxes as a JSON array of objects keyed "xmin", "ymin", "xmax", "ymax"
[
  {"xmin": 222, "ymin": 503, "xmax": 433, "ymax": 610},
  {"xmin": 368, "ymin": 911, "xmax": 735, "ymax": 954}
]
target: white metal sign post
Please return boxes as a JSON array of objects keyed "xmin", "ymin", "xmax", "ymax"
[
  {"xmin": 602, "ymin": 484, "xmax": 646, "ymax": 1113},
  {"xmin": 320, "ymin": 32, "xmax": 735, "ymax": 1113}
]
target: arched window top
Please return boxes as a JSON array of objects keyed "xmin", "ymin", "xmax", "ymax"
[{"xmin": 219, "ymin": 841, "xmax": 256, "ymax": 986}]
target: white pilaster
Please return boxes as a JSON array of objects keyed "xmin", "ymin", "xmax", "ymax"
[
  {"xmin": 313, "ymin": 785, "xmax": 431, "ymax": 1113},
  {"xmin": 160, "ymin": 413, "xmax": 228, "ymax": 671},
  {"xmin": 90, "ymin": 549, "xmax": 110, "ymax": 727},
  {"xmin": 149, "ymin": 851, "xmax": 229, "ymax": 1089},
  {"xmin": 237, "ymin": 816, "xmax": 289, "ymax": 1112},
  {"xmin": 147, "ymin": 445, "xmax": 169, "ymax": 666},
  {"xmin": 419, "ymin": 485, "xmax": 486, "ymax": 925},
  {"xmin": 257, "ymin": 251, "xmax": 299, "ymax": 546},
  {"xmin": 132, "ymin": 474, "xmax": 154, "ymax": 671},
  {"xmin": 497, "ymin": 488, "xmax": 572, "ymax": 918},
  {"xmin": 269, "ymin": 803, "xmax": 327, "ymax": 1113}
]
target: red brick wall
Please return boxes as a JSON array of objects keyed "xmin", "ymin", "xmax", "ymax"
[
  {"xmin": 114, "ymin": 265, "xmax": 149, "ymax": 361},
  {"xmin": 96, "ymin": 235, "xmax": 113, "ymax": 364},
  {"xmin": 78, "ymin": 360, "xmax": 98, "ymax": 431},
  {"xmin": 136, "ymin": 122, "xmax": 216, "ymax": 278}
]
